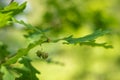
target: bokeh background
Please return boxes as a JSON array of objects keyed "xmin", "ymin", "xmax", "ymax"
[{"xmin": 0, "ymin": 0, "xmax": 120, "ymax": 80}]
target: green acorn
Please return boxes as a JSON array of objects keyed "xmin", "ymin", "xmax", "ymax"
[
  {"xmin": 36, "ymin": 50, "xmax": 48, "ymax": 59},
  {"xmin": 36, "ymin": 50, "xmax": 42, "ymax": 58},
  {"xmin": 42, "ymin": 53, "xmax": 48, "ymax": 59}
]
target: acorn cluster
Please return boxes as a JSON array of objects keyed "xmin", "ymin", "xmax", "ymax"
[{"xmin": 36, "ymin": 50, "xmax": 48, "ymax": 59}]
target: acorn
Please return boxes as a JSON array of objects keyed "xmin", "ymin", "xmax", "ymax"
[
  {"xmin": 42, "ymin": 53, "xmax": 48, "ymax": 59},
  {"xmin": 36, "ymin": 50, "xmax": 42, "ymax": 58},
  {"xmin": 36, "ymin": 50, "xmax": 48, "ymax": 59}
]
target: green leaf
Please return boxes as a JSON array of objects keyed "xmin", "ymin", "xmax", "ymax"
[
  {"xmin": 80, "ymin": 41, "xmax": 113, "ymax": 48},
  {"xmin": 0, "ymin": 42, "xmax": 10, "ymax": 64},
  {"xmin": 3, "ymin": 48, "xmax": 29, "ymax": 65},
  {"xmin": 4, "ymin": 2, "xmax": 19, "ymax": 11},
  {"xmin": 0, "ymin": 2, "xmax": 27, "ymax": 16},
  {"xmin": 0, "ymin": 66, "xmax": 15, "ymax": 80},
  {"xmin": 12, "ymin": 18, "xmax": 45, "ymax": 33},
  {"xmin": 0, "ymin": 12, "xmax": 12, "ymax": 27},
  {"xmin": 12, "ymin": 18, "xmax": 35, "ymax": 29},
  {"xmin": 12, "ymin": 18, "xmax": 50, "ymax": 40},
  {"xmin": 53, "ymin": 30, "xmax": 113, "ymax": 48},
  {"xmin": 0, "ymin": 2, "xmax": 26, "ymax": 27},
  {"xmin": 3, "ymin": 39, "xmax": 46, "ymax": 65},
  {"xmin": 63, "ymin": 30, "xmax": 110, "ymax": 43},
  {"xmin": 15, "ymin": 57, "xmax": 40, "ymax": 80}
]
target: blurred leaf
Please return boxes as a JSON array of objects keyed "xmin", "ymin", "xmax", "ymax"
[
  {"xmin": 0, "ymin": 42, "xmax": 10, "ymax": 64},
  {"xmin": 3, "ymin": 48, "xmax": 29, "ymax": 65},
  {"xmin": 0, "ymin": 12, "xmax": 12, "ymax": 27},
  {"xmin": 0, "ymin": 19, "xmax": 52, "ymax": 65},
  {"xmin": 12, "ymin": 18, "xmax": 36, "ymax": 29},
  {"xmin": 0, "ymin": 2, "xmax": 26, "ymax": 27},
  {"xmin": 3, "ymin": 38, "xmax": 46, "ymax": 65},
  {"xmin": 15, "ymin": 57, "xmax": 40, "ymax": 80},
  {"xmin": 80, "ymin": 41, "xmax": 113, "ymax": 48},
  {"xmin": 0, "ymin": 2, "xmax": 26, "ymax": 15},
  {"xmin": 12, "ymin": 18, "xmax": 50, "ymax": 39},
  {"xmin": 0, "ymin": 66, "xmax": 15, "ymax": 80}
]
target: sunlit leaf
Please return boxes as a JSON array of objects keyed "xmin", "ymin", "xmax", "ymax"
[
  {"xmin": 0, "ymin": 12, "xmax": 12, "ymax": 27},
  {"xmin": 0, "ymin": 2, "xmax": 26, "ymax": 15},
  {"xmin": 0, "ymin": 66, "xmax": 15, "ymax": 80},
  {"xmin": 0, "ymin": 2, "xmax": 26, "ymax": 27}
]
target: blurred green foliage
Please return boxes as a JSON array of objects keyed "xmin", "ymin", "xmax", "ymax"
[
  {"xmin": 26, "ymin": 0, "xmax": 120, "ymax": 80},
  {"xmin": 0, "ymin": 2, "xmax": 26, "ymax": 27},
  {"xmin": 0, "ymin": 0, "xmax": 120, "ymax": 80}
]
